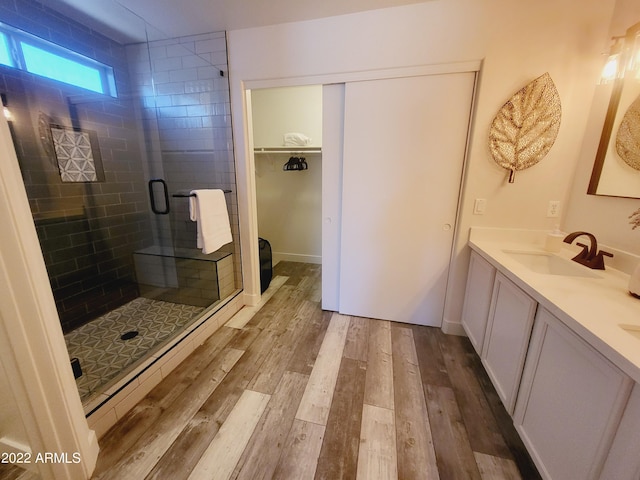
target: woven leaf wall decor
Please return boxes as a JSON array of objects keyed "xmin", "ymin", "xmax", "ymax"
[
  {"xmin": 616, "ymin": 93, "xmax": 640, "ymax": 171},
  {"xmin": 489, "ymin": 72, "xmax": 562, "ymax": 182}
]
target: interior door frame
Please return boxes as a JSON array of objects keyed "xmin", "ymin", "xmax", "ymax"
[
  {"xmin": 0, "ymin": 114, "xmax": 100, "ymax": 479},
  {"xmin": 235, "ymin": 61, "xmax": 481, "ymax": 309}
]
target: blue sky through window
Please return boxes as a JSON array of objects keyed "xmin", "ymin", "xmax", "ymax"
[
  {"xmin": 21, "ymin": 42, "xmax": 104, "ymax": 94},
  {"xmin": 0, "ymin": 34, "xmax": 12, "ymax": 67},
  {"xmin": 0, "ymin": 21, "xmax": 116, "ymax": 97}
]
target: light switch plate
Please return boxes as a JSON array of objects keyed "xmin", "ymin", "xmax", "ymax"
[{"xmin": 474, "ymin": 198, "xmax": 487, "ymax": 215}]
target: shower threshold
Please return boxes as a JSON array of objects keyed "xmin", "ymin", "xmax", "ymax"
[{"xmin": 65, "ymin": 297, "xmax": 206, "ymax": 403}]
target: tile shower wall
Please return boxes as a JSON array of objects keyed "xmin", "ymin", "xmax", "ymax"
[
  {"xmin": 126, "ymin": 33, "xmax": 241, "ymax": 290},
  {"xmin": 0, "ymin": 0, "xmax": 152, "ymax": 333}
]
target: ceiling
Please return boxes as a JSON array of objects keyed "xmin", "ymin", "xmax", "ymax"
[{"xmin": 45, "ymin": 0, "xmax": 429, "ymax": 44}]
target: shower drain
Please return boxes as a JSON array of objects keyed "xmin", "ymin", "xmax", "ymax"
[{"xmin": 120, "ymin": 330, "xmax": 139, "ymax": 341}]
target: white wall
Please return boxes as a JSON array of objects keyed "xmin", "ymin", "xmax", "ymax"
[
  {"xmin": 255, "ymin": 153, "xmax": 322, "ymax": 263},
  {"xmin": 446, "ymin": 0, "xmax": 616, "ymax": 332},
  {"xmin": 228, "ymin": 0, "xmax": 617, "ymax": 328},
  {"xmin": 251, "ymin": 85, "xmax": 323, "ymax": 264},
  {"xmin": 251, "ymin": 85, "xmax": 322, "ymax": 147},
  {"xmin": 564, "ymin": 0, "xmax": 640, "ymax": 256}
]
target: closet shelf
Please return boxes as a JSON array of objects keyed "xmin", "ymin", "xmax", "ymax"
[{"xmin": 254, "ymin": 146, "xmax": 322, "ymax": 154}]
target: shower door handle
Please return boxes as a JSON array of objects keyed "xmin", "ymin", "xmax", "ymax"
[{"xmin": 148, "ymin": 179, "xmax": 170, "ymax": 214}]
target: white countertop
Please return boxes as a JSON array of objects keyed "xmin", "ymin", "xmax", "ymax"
[{"xmin": 468, "ymin": 228, "xmax": 640, "ymax": 384}]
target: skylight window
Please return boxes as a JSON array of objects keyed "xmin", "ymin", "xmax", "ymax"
[{"xmin": 0, "ymin": 22, "xmax": 117, "ymax": 97}]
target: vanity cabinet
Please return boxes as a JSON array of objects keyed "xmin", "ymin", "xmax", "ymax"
[
  {"xmin": 481, "ymin": 272, "xmax": 537, "ymax": 414},
  {"xmin": 513, "ymin": 307, "xmax": 633, "ymax": 480},
  {"xmin": 461, "ymin": 251, "xmax": 496, "ymax": 354}
]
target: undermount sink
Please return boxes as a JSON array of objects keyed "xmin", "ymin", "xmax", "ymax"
[
  {"xmin": 620, "ymin": 324, "xmax": 640, "ymax": 341},
  {"xmin": 503, "ymin": 250, "xmax": 602, "ymax": 278}
]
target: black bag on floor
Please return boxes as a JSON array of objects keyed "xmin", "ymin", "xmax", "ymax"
[{"xmin": 258, "ymin": 237, "xmax": 272, "ymax": 294}]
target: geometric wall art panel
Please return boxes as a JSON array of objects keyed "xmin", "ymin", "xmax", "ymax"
[{"xmin": 50, "ymin": 124, "xmax": 104, "ymax": 182}]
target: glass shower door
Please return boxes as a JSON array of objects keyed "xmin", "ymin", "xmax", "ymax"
[
  {"xmin": 127, "ymin": 29, "xmax": 239, "ymax": 313},
  {"xmin": 1, "ymin": 0, "xmax": 240, "ymax": 403}
]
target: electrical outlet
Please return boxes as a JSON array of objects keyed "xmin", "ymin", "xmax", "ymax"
[
  {"xmin": 547, "ymin": 200, "xmax": 560, "ymax": 218},
  {"xmin": 474, "ymin": 198, "xmax": 487, "ymax": 215}
]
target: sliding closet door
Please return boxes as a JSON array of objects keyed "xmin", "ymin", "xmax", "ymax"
[{"xmin": 338, "ymin": 73, "xmax": 475, "ymax": 326}]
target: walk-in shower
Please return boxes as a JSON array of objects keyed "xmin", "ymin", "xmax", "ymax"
[{"xmin": 1, "ymin": 0, "xmax": 241, "ymax": 403}]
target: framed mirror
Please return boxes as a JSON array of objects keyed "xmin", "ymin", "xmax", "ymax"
[{"xmin": 588, "ymin": 20, "xmax": 640, "ymax": 198}]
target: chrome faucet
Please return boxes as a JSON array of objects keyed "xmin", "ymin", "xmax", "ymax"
[{"xmin": 563, "ymin": 231, "xmax": 613, "ymax": 270}]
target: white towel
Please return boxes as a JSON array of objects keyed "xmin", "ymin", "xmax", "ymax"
[
  {"xmin": 283, "ymin": 132, "xmax": 312, "ymax": 146},
  {"xmin": 189, "ymin": 189, "xmax": 232, "ymax": 254}
]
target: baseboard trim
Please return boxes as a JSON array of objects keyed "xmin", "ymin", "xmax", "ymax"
[
  {"xmin": 441, "ymin": 317, "xmax": 466, "ymax": 336},
  {"xmin": 0, "ymin": 437, "xmax": 37, "ymax": 473},
  {"xmin": 243, "ymin": 290, "xmax": 261, "ymax": 307},
  {"xmin": 273, "ymin": 252, "xmax": 322, "ymax": 264}
]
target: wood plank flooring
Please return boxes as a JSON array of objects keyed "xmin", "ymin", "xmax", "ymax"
[{"xmin": 91, "ymin": 262, "xmax": 540, "ymax": 480}]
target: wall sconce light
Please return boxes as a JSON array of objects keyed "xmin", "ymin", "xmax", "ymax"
[
  {"xmin": 601, "ymin": 21, "xmax": 640, "ymax": 84},
  {"xmin": 600, "ymin": 37, "xmax": 624, "ymax": 84}
]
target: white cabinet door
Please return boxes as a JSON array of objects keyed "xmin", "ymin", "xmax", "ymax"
[
  {"xmin": 338, "ymin": 72, "xmax": 475, "ymax": 326},
  {"xmin": 600, "ymin": 383, "xmax": 640, "ymax": 480},
  {"xmin": 481, "ymin": 272, "xmax": 537, "ymax": 414},
  {"xmin": 461, "ymin": 251, "xmax": 496, "ymax": 355},
  {"xmin": 514, "ymin": 308, "xmax": 633, "ymax": 480}
]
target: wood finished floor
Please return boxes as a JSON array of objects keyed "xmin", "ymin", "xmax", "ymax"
[{"xmin": 91, "ymin": 262, "xmax": 541, "ymax": 480}]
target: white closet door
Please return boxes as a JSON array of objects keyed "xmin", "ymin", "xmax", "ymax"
[{"xmin": 339, "ymin": 73, "xmax": 475, "ymax": 326}]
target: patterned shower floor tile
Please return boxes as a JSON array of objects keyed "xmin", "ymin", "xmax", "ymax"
[{"xmin": 64, "ymin": 297, "xmax": 204, "ymax": 402}]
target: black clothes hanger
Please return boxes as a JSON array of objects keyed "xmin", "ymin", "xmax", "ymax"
[{"xmin": 283, "ymin": 156, "xmax": 308, "ymax": 171}]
